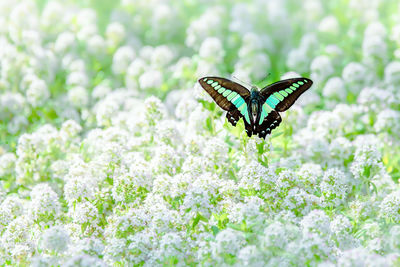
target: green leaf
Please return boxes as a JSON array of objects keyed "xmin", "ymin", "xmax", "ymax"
[{"xmin": 211, "ymin": 226, "xmax": 220, "ymax": 236}]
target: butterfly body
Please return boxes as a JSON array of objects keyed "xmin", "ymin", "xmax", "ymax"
[
  {"xmin": 198, "ymin": 76, "xmax": 313, "ymax": 139},
  {"xmin": 249, "ymin": 89, "xmax": 262, "ymax": 124}
]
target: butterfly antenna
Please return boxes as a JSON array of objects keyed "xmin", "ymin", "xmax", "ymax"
[
  {"xmin": 232, "ymin": 75, "xmax": 252, "ymax": 88},
  {"xmin": 257, "ymin": 72, "xmax": 272, "ymax": 85}
]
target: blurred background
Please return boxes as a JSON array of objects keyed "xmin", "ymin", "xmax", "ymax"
[
  {"xmin": 1, "ymin": 0, "xmax": 400, "ymax": 144},
  {"xmin": 1, "ymin": 1, "xmax": 400, "ymax": 266}
]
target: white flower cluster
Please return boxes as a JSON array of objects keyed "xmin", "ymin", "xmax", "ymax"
[{"xmin": 0, "ymin": 0, "xmax": 399, "ymax": 265}]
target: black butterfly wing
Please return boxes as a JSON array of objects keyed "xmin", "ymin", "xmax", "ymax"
[
  {"xmin": 255, "ymin": 109, "xmax": 282, "ymax": 139},
  {"xmin": 226, "ymin": 108, "xmax": 254, "ymax": 137},
  {"xmin": 198, "ymin": 77, "xmax": 252, "ymax": 132},
  {"xmin": 259, "ymin": 78, "xmax": 313, "ymax": 112}
]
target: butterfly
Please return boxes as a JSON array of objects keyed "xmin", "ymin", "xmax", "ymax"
[{"xmin": 198, "ymin": 76, "xmax": 313, "ymax": 139}]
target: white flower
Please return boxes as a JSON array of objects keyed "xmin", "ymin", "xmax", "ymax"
[
  {"xmin": 92, "ymin": 83, "xmax": 112, "ymax": 100},
  {"xmin": 337, "ymin": 247, "xmax": 390, "ymax": 267},
  {"xmin": 202, "ymin": 137, "xmax": 229, "ymax": 165},
  {"xmin": 0, "ymin": 215, "xmax": 34, "ymax": 260},
  {"xmin": 69, "ymin": 201, "xmax": 101, "ymax": 235},
  {"xmin": 174, "ymin": 96, "xmax": 198, "ymax": 121},
  {"xmin": 229, "ymin": 4, "xmax": 253, "ymax": 34},
  {"xmin": 318, "ymin": 15, "xmax": 339, "ymax": 36},
  {"xmin": 342, "ymin": 62, "xmax": 367, "ymax": 92},
  {"xmin": 9, "ymin": 2, "xmax": 39, "ymax": 44},
  {"xmin": 54, "ymin": 31, "xmax": 76, "ymax": 54},
  {"xmin": 310, "ymin": 55, "xmax": 335, "ymax": 83},
  {"xmin": 93, "ymin": 89, "xmax": 140, "ymax": 127},
  {"xmin": 112, "ymin": 154, "xmax": 151, "ymax": 203},
  {"xmin": 330, "ymin": 215, "xmax": 352, "ymax": 235},
  {"xmin": 332, "ymin": 104, "xmax": 367, "ymax": 133},
  {"xmin": 282, "ymin": 188, "xmax": 320, "ymax": 215},
  {"xmin": 87, "ymin": 35, "xmax": 106, "ymax": 55},
  {"xmin": 274, "ymin": 170, "xmax": 298, "ymax": 197},
  {"xmin": 199, "ymin": 37, "xmax": 224, "ymax": 62},
  {"xmin": 68, "ymin": 59, "xmax": 86, "ymax": 73},
  {"xmin": 8, "ymin": 115, "xmax": 28, "ymax": 134},
  {"xmin": 40, "ymin": 1, "xmax": 66, "ymax": 33},
  {"xmin": 0, "ymin": 195, "xmax": 24, "ymax": 226},
  {"xmin": 151, "ymin": 4, "xmax": 179, "ymax": 40},
  {"xmin": 112, "ymin": 46, "xmax": 136, "ymax": 75},
  {"xmin": 238, "ymin": 160, "xmax": 277, "ymax": 191},
  {"xmin": 139, "ymin": 69, "xmax": 162, "ymax": 90},
  {"xmin": 76, "ymin": 19, "xmax": 99, "ymax": 43},
  {"xmin": 0, "ymin": 92, "xmax": 26, "ymax": 118},
  {"xmin": 60, "ymin": 119, "xmax": 82, "ymax": 140},
  {"xmin": 362, "ymin": 35, "xmax": 387, "ymax": 63},
  {"xmin": 64, "ymin": 160, "xmax": 99, "ymax": 205},
  {"xmin": 106, "ymin": 22, "xmax": 126, "ymax": 48},
  {"xmin": 227, "ymin": 196, "xmax": 266, "ymax": 224},
  {"xmin": 41, "ymin": 225, "xmax": 69, "ymax": 252},
  {"xmin": 26, "ymin": 78, "xmax": 50, "ymax": 107},
  {"xmin": 320, "ymin": 168, "xmax": 351, "ymax": 207},
  {"xmin": 357, "ymin": 87, "xmax": 393, "ymax": 111},
  {"xmin": 29, "ymin": 183, "xmax": 61, "ymax": 222},
  {"xmin": 287, "ymin": 48, "xmax": 309, "ymax": 73},
  {"xmin": 0, "ymin": 152, "xmax": 16, "ymax": 176},
  {"xmin": 307, "ymin": 110, "xmax": 341, "ymax": 138},
  {"xmin": 350, "ymin": 142, "xmax": 383, "ymax": 181},
  {"xmin": 330, "ymin": 215, "xmax": 357, "ymax": 249},
  {"xmin": 211, "ymin": 228, "xmax": 246, "ymax": 257},
  {"xmin": 155, "ymin": 119, "xmax": 181, "ymax": 145},
  {"xmin": 66, "ymin": 71, "xmax": 89, "ymax": 87},
  {"xmin": 237, "ymin": 245, "xmax": 265, "ymax": 266},
  {"xmin": 384, "ymin": 61, "xmax": 400, "ymax": 85},
  {"xmin": 151, "ymin": 45, "xmax": 174, "ymax": 68},
  {"xmin": 262, "ymin": 221, "xmax": 299, "ymax": 250},
  {"xmin": 235, "ymin": 52, "xmax": 271, "ymax": 81},
  {"xmin": 185, "ymin": 7, "xmax": 225, "ymax": 49},
  {"xmin": 139, "ymin": 46, "xmax": 154, "ymax": 59},
  {"xmin": 300, "ymin": 209, "xmax": 331, "ymax": 236},
  {"xmin": 379, "ymin": 190, "xmax": 400, "ymax": 223},
  {"xmin": 68, "ymin": 86, "xmax": 89, "ymax": 108},
  {"xmin": 365, "ymin": 21, "xmax": 387, "ymax": 39},
  {"xmin": 125, "ymin": 58, "xmax": 147, "ymax": 89},
  {"xmin": 144, "ymin": 96, "xmax": 166, "ymax": 124},
  {"xmin": 154, "ymin": 232, "xmax": 185, "ymax": 262},
  {"xmin": 374, "ymin": 109, "xmax": 400, "ymax": 134},
  {"xmin": 151, "ymin": 144, "xmax": 181, "ymax": 175},
  {"xmin": 322, "ymin": 77, "xmax": 347, "ymax": 100},
  {"xmin": 63, "ymin": 254, "xmax": 106, "ymax": 267},
  {"xmin": 297, "ymin": 163, "xmax": 323, "ymax": 188},
  {"xmin": 329, "ymin": 137, "xmax": 353, "ymax": 165},
  {"xmin": 388, "ymin": 225, "xmax": 400, "ymax": 250},
  {"xmin": 301, "ymin": 33, "xmax": 319, "ymax": 51}
]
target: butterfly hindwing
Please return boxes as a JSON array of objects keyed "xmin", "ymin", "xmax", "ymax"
[
  {"xmin": 199, "ymin": 77, "xmax": 251, "ymax": 125},
  {"xmin": 226, "ymin": 109, "xmax": 241, "ymax": 127},
  {"xmin": 255, "ymin": 109, "xmax": 282, "ymax": 139},
  {"xmin": 259, "ymin": 78, "xmax": 313, "ymax": 112},
  {"xmin": 226, "ymin": 109, "xmax": 253, "ymax": 137}
]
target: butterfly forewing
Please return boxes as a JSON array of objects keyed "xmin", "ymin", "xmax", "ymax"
[
  {"xmin": 259, "ymin": 78, "xmax": 313, "ymax": 112},
  {"xmin": 198, "ymin": 77, "xmax": 251, "ymax": 125}
]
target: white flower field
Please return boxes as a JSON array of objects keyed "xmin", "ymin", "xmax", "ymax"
[{"xmin": 0, "ymin": 0, "xmax": 400, "ymax": 266}]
